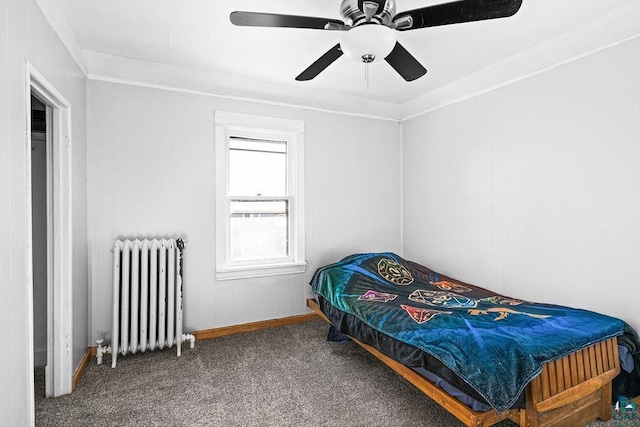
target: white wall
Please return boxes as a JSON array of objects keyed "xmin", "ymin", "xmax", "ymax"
[
  {"xmin": 0, "ymin": 0, "xmax": 87, "ymax": 424},
  {"xmin": 86, "ymin": 80, "xmax": 402, "ymax": 341},
  {"xmin": 402, "ymin": 36, "xmax": 640, "ymax": 332}
]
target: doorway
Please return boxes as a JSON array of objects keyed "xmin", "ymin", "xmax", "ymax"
[
  {"xmin": 26, "ymin": 64, "xmax": 73, "ymax": 413},
  {"xmin": 31, "ymin": 94, "xmax": 49, "ymax": 382}
]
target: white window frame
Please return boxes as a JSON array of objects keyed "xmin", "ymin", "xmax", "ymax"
[{"xmin": 214, "ymin": 111, "xmax": 306, "ymax": 280}]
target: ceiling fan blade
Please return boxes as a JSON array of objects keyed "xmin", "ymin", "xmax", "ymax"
[
  {"xmin": 393, "ymin": 0, "xmax": 522, "ymax": 31},
  {"xmin": 296, "ymin": 44, "xmax": 344, "ymax": 81},
  {"xmin": 385, "ymin": 42, "xmax": 427, "ymax": 82},
  {"xmin": 230, "ymin": 11, "xmax": 345, "ymax": 30}
]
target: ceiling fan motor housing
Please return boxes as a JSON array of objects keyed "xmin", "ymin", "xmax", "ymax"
[{"xmin": 340, "ymin": 0, "xmax": 396, "ymax": 26}]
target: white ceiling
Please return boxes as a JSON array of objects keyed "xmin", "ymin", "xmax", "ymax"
[{"xmin": 38, "ymin": 0, "xmax": 640, "ymax": 120}]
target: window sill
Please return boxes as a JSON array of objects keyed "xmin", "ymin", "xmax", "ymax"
[{"xmin": 216, "ymin": 261, "xmax": 307, "ymax": 281}]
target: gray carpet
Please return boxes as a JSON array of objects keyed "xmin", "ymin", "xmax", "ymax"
[{"xmin": 35, "ymin": 320, "xmax": 521, "ymax": 426}]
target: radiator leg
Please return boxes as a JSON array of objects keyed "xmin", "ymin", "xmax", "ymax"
[{"xmin": 96, "ymin": 339, "xmax": 111, "ymax": 365}]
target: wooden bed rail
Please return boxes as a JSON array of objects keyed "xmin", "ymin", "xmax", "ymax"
[
  {"xmin": 306, "ymin": 298, "xmax": 621, "ymax": 427},
  {"xmin": 306, "ymin": 299, "xmax": 522, "ymax": 426}
]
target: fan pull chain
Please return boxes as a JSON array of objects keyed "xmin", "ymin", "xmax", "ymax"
[{"xmin": 364, "ymin": 63, "xmax": 370, "ymax": 91}]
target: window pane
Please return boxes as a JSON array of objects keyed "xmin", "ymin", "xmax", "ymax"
[
  {"xmin": 229, "ymin": 137, "xmax": 286, "ymax": 196},
  {"xmin": 230, "ymin": 200, "xmax": 288, "ymax": 262}
]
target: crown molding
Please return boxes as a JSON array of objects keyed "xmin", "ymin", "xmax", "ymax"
[{"xmin": 83, "ymin": 50, "xmax": 402, "ymax": 121}]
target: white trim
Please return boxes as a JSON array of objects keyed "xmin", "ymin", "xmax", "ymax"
[
  {"xmin": 216, "ymin": 262, "xmax": 308, "ymax": 281},
  {"xmin": 83, "ymin": 27, "xmax": 640, "ymax": 124},
  {"xmin": 26, "ymin": 63, "xmax": 73, "ymax": 401},
  {"xmin": 214, "ymin": 111, "xmax": 306, "ymax": 280},
  {"xmin": 215, "ymin": 111, "xmax": 305, "ymax": 133},
  {"xmin": 24, "ymin": 81, "xmax": 36, "ymax": 427},
  {"xmin": 89, "ymin": 74, "xmax": 401, "ymax": 123},
  {"xmin": 44, "ymin": 103, "xmax": 54, "ymax": 396},
  {"xmin": 84, "ymin": 26, "xmax": 640, "ymax": 124},
  {"xmin": 398, "ymin": 121, "xmax": 404, "ymax": 258}
]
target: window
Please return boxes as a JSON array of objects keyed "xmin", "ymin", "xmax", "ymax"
[
  {"xmin": 229, "ymin": 137, "xmax": 288, "ymax": 262},
  {"xmin": 215, "ymin": 111, "xmax": 305, "ymax": 280}
]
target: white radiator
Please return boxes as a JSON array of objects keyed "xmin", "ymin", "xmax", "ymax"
[{"xmin": 97, "ymin": 238, "xmax": 195, "ymax": 367}]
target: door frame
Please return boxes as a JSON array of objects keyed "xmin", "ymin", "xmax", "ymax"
[{"xmin": 25, "ymin": 62, "xmax": 73, "ymax": 403}]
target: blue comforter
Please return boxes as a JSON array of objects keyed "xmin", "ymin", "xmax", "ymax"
[{"xmin": 310, "ymin": 253, "xmax": 626, "ymax": 411}]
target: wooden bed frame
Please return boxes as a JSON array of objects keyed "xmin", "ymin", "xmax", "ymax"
[{"xmin": 307, "ymin": 298, "xmax": 620, "ymax": 427}]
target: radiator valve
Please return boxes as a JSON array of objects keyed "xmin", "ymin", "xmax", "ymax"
[{"xmin": 96, "ymin": 338, "xmax": 111, "ymax": 365}]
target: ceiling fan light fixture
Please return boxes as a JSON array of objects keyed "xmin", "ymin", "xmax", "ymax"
[{"xmin": 340, "ymin": 24, "xmax": 397, "ymax": 63}]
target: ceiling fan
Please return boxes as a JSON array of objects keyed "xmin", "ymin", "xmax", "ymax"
[{"xmin": 230, "ymin": 0, "xmax": 523, "ymax": 82}]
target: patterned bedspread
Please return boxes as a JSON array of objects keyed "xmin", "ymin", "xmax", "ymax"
[{"xmin": 310, "ymin": 253, "xmax": 626, "ymax": 411}]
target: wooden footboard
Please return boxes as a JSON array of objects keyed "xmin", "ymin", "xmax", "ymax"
[
  {"xmin": 306, "ymin": 298, "xmax": 620, "ymax": 427},
  {"xmin": 525, "ymin": 337, "xmax": 620, "ymax": 427}
]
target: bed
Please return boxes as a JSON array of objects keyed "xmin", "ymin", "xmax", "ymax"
[{"xmin": 308, "ymin": 252, "xmax": 636, "ymax": 427}]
